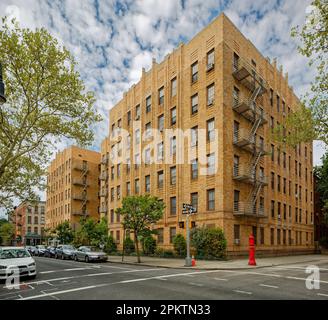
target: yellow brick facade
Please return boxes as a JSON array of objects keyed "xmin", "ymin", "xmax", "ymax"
[
  {"xmin": 101, "ymin": 13, "xmax": 314, "ymax": 256},
  {"xmin": 46, "ymin": 146, "xmax": 101, "ymax": 231}
]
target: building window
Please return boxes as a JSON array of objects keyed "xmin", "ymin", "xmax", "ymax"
[
  {"xmin": 277, "ymin": 175, "xmax": 281, "ymax": 192},
  {"xmin": 135, "ymin": 104, "xmax": 141, "ymax": 119},
  {"xmin": 191, "ymin": 159, "xmax": 198, "ymax": 180},
  {"xmin": 207, "ymin": 49, "xmax": 215, "ymax": 70},
  {"xmin": 145, "ymin": 148, "xmax": 151, "ymax": 165},
  {"xmin": 277, "ymin": 95, "xmax": 280, "ymax": 112},
  {"xmin": 283, "ymin": 178, "xmax": 286, "ymax": 194},
  {"xmin": 170, "ymin": 166, "xmax": 176, "ymax": 185},
  {"xmin": 127, "ymin": 111, "xmax": 131, "ymax": 126},
  {"xmin": 117, "ymin": 164, "xmax": 121, "ymax": 178},
  {"xmin": 260, "ymin": 227, "xmax": 264, "ymax": 245},
  {"xmin": 126, "ymin": 182, "xmax": 131, "ymax": 196},
  {"xmin": 271, "ymin": 200, "xmax": 275, "ymax": 218},
  {"xmin": 191, "ymin": 61, "xmax": 198, "ymax": 83},
  {"xmin": 233, "ymin": 52, "xmax": 239, "ymax": 72},
  {"xmin": 277, "ymin": 229, "xmax": 281, "ymax": 245},
  {"xmin": 271, "ymin": 144, "xmax": 274, "ymax": 162},
  {"xmin": 157, "ymin": 142, "xmax": 164, "ymax": 161},
  {"xmin": 207, "ymin": 189, "xmax": 215, "ymax": 211},
  {"xmin": 146, "ymin": 95, "xmax": 151, "ymax": 113},
  {"xmin": 234, "ymin": 190, "xmax": 240, "ymax": 212},
  {"xmin": 207, "ymin": 153, "xmax": 215, "ymax": 175},
  {"xmin": 145, "ymin": 122, "xmax": 151, "ymax": 140},
  {"xmin": 34, "ymin": 216, "xmax": 38, "ymax": 224},
  {"xmin": 252, "ymin": 226, "xmax": 257, "ymax": 245},
  {"xmin": 116, "ymin": 230, "xmax": 120, "ymax": 244},
  {"xmin": 191, "ymin": 94, "xmax": 198, "ymax": 114},
  {"xmin": 283, "ymin": 204, "xmax": 287, "ymax": 220},
  {"xmin": 271, "ymin": 172, "xmax": 275, "ymax": 189},
  {"xmin": 157, "ymin": 170, "xmax": 164, "ymax": 188},
  {"xmin": 234, "ymin": 225, "xmax": 240, "ymax": 242},
  {"xmin": 111, "ymin": 188, "xmax": 114, "ymax": 202},
  {"xmin": 233, "ymin": 86, "xmax": 239, "ymax": 106},
  {"xmin": 191, "ymin": 126, "xmax": 198, "ymax": 147},
  {"xmin": 170, "ymin": 136, "xmax": 176, "ymax": 155},
  {"xmin": 270, "ymin": 89, "xmax": 273, "ymax": 107},
  {"xmin": 233, "ymin": 155, "xmax": 239, "ymax": 177},
  {"xmin": 171, "ymin": 77, "xmax": 177, "ymax": 97},
  {"xmin": 135, "ymin": 179, "xmax": 140, "ymax": 194},
  {"xmin": 270, "ymin": 228, "xmax": 275, "ymax": 245},
  {"xmin": 278, "ymin": 202, "xmax": 281, "ymax": 219},
  {"xmin": 28, "ymin": 216, "xmax": 32, "ymax": 224},
  {"xmin": 207, "ymin": 83, "xmax": 215, "ymax": 106},
  {"xmin": 170, "ymin": 107, "xmax": 177, "ymax": 126},
  {"xmin": 157, "ymin": 228, "xmax": 164, "ymax": 244},
  {"xmin": 158, "ymin": 86, "xmax": 164, "ymax": 105},
  {"xmin": 110, "ymin": 209, "xmax": 114, "ymax": 223},
  {"xmin": 134, "ymin": 154, "xmax": 140, "ymax": 170},
  {"xmin": 170, "ymin": 197, "xmax": 177, "ymax": 216},
  {"xmin": 170, "ymin": 227, "xmax": 176, "ymax": 243},
  {"xmin": 145, "ymin": 175, "xmax": 150, "ymax": 193},
  {"xmin": 126, "ymin": 158, "xmax": 131, "ymax": 174},
  {"xmin": 117, "ymin": 185, "xmax": 121, "ymax": 200},
  {"xmin": 207, "ymin": 118, "xmax": 215, "ymax": 142},
  {"xmin": 191, "ymin": 193, "xmax": 198, "ymax": 212},
  {"xmin": 158, "ymin": 114, "xmax": 164, "ymax": 132}
]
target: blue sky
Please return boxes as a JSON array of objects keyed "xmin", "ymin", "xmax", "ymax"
[{"xmin": 0, "ymin": 0, "xmax": 326, "ymax": 167}]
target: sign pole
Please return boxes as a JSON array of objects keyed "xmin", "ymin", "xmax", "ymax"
[{"xmin": 185, "ymin": 212, "xmax": 192, "ymax": 267}]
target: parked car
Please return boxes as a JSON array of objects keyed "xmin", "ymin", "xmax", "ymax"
[
  {"xmin": 74, "ymin": 246, "xmax": 107, "ymax": 263},
  {"xmin": 0, "ymin": 247, "xmax": 36, "ymax": 281},
  {"xmin": 25, "ymin": 246, "xmax": 36, "ymax": 256},
  {"xmin": 55, "ymin": 245, "xmax": 76, "ymax": 260},
  {"xmin": 35, "ymin": 245, "xmax": 47, "ymax": 256},
  {"xmin": 44, "ymin": 246, "xmax": 57, "ymax": 258}
]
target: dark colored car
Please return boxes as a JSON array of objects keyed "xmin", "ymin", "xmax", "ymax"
[
  {"xmin": 44, "ymin": 246, "xmax": 57, "ymax": 258},
  {"xmin": 25, "ymin": 246, "xmax": 37, "ymax": 256},
  {"xmin": 55, "ymin": 245, "xmax": 76, "ymax": 260},
  {"xmin": 35, "ymin": 245, "xmax": 47, "ymax": 256},
  {"xmin": 74, "ymin": 246, "xmax": 107, "ymax": 263}
]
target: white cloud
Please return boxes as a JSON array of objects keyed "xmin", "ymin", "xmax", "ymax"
[{"xmin": 0, "ymin": 0, "xmax": 325, "ymax": 170}]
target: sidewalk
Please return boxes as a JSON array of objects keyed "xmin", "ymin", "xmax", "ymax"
[{"xmin": 108, "ymin": 254, "xmax": 326, "ymax": 270}]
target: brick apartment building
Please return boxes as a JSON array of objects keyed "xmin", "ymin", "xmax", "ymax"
[
  {"xmin": 45, "ymin": 146, "xmax": 101, "ymax": 231},
  {"xmin": 10, "ymin": 200, "xmax": 46, "ymax": 245},
  {"xmin": 101, "ymin": 13, "xmax": 314, "ymax": 256}
]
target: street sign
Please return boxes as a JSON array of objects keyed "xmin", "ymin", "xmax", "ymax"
[{"xmin": 182, "ymin": 203, "xmax": 196, "ymax": 215}]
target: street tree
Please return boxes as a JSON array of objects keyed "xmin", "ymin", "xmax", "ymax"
[
  {"xmin": 0, "ymin": 17, "xmax": 102, "ymax": 210},
  {"xmin": 274, "ymin": 0, "xmax": 327, "ymax": 147},
  {"xmin": 54, "ymin": 221, "xmax": 74, "ymax": 244},
  {"xmin": 0, "ymin": 220, "xmax": 14, "ymax": 245},
  {"xmin": 116, "ymin": 195, "xmax": 165, "ymax": 263}
]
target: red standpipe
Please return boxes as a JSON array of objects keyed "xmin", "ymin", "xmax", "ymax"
[{"xmin": 248, "ymin": 234, "xmax": 257, "ymax": 266}]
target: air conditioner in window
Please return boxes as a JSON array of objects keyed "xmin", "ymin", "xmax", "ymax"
[
  {"xmin": 234, "ymin": 239, "xmax": 240, "ymax": 245},
  {"xmin": 208, "ymin": 99, "xmax": 214, "ymax": 106},
  {"xmin": 207, "ymin": 63, "xmax": 215, "ymax": 71}
]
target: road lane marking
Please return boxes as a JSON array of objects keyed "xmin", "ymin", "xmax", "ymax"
[
  {"xmin": 317, "ymin": 293, "xmax": 328, "ymax": 298},
  {"xmin": 189, "ymin": 282, "xmax": 204, "ymax": 287},
  {"xmin": 40, "ymin": 267, "xmax": 99, "ymax": 274},
  {"xmin": 9, "ymin": 268, "xmax": 165, "ymax": 287},
  {"xmin": 214, "ymin": 278, "xmax": 228, "ymax": 281},
  {"xmin": 18, "ymin": 285, "xmax": 106, "ymax": 300},
  {"xmin": 259, "ymin": 284, "xmax": 279, "ymax": 289},
  {"xmin": 233, "ymin": 290, "xmax": 252, "ymax": 295}
]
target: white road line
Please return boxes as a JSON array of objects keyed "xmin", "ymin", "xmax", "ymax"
[
  {"xmin": 233, "ymin": 290, "xmax": 252, "ymax": 295},
  {"xmin": 214, "ymin": 278, "xmax": 228, "ymax": 281},
  {"xmin": 259, "ymin": 284, "xmax": 279, "ymax": 289},
  {"xmin": 40, "ymin": 267, "xmax": 98, "ymax": 274},
  {"xmin": 189, "ymin": 282, "xmax": 204, "ymax": 287},
  {"xmin": 85, "ymin": 272, "xmax": 113, "ymax": 277},
  {"xmin": 317, "ymin": 293, "xmax": 328, "ymax": 298},
  {"xmin": 18, "ymin": 285, "xmax": 105, "ymax": 300},
  {"xmin": 272, "ymin": 266, "xmax": 328, "ymax": 272}
]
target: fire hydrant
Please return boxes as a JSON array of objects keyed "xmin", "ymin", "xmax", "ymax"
[
  {"xmin": 248, "ymin": 234, "xmax": 256, "ymax": 266},
  {"xmin": 191, "ymin": 255, "xmax": 196, "ymax": 267}
]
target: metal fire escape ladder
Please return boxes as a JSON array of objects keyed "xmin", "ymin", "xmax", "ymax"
[{"xmin": 81, "ymin": 164, "xmax": 88, "ymax": 217}]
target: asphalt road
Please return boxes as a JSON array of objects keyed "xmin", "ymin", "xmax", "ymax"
[{"xmin": 1, "ymin": 256, "xmax": 328, "ymax": 300}]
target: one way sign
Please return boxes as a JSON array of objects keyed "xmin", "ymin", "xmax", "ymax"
[{"xmin": 182, "ymin": 203, "xmax": 196, "ymax": 214}]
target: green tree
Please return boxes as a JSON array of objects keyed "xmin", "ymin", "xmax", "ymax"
[
  {"xmin": 0, "ymin": 220, "xmax": 14, "ymax": 245},
  {"xmin": 74, "ymin": 217, "xmax": 97, "ymax": 246},
  {"xmin": 0, "ymin": 17, "xmax": 102, "ymax": 210},
  {"xmin": 173, "ymin": 234, "xmax": 186, "ymax": 257},
  {"xmin": 275, "ymin": 0, "xmax": 327, "ymax": 146},
  {"xmin": 314, "ymin": 152, "xmax": 328, "ymax": 225},
  {"xmin": 54, "ymin": 221, "xmax": 74, "ymax": 244},
  {"xmin": 116, "ymin": 195, "xmax": 165, "ymax": 263}
]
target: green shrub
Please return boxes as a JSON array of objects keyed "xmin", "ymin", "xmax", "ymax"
[
  {"xmin": 154, "ymin": 248, "xmax": 165, "ymax": 257},
  {"xmin": 142, "ymin": 236, "xmax": 157, "ymax": 255},
  {"xmin": 319, "ymin": 236, "xmax": 328, "ymax": 248},
  {"xmin": 191, "ymin": 227, "xmax": 227, "ymax": 259},
  {"xmin": 104, "ymin": 236, "xmax": 117, "ymax": 254},
  {"xmin": 173, "ymin": 234, "xmax": 186, "ymax": 257},
  {"xmin": 163, "ymin": 250, "xmax": 174, "ymax": 258},
  {"xmin": 124, "ymin": 237, "xmax": 135, "ymax": 254}
]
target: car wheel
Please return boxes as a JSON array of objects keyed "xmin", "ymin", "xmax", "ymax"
[
  {"xmin": 29, "ymin": 275, "xmax": 36, "ymax": 280},
  {"xmin": 85, "ymin": 256, "xmax": 89, "ymax": 263}
]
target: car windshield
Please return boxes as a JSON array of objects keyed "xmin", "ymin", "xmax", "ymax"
[
  {"xmin": 63, "ymin": 245, "xmax": 74, "ymax": 250},
  {"xmin": 0, "ymin": 249, "xmax": 30, "ymax": 259},
  {"xmin": 84, "ymin": 247, "xmax": 101, "ymax": 252}
]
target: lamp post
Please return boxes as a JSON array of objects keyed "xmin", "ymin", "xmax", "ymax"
[{"xmin": 0, "ymin": 62, "xmax": 6, "ymax": 104}]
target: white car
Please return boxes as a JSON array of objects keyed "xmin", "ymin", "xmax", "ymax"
[{"xmin": 0, "ymin": 247, "xmax": 36, "ymax": 280}]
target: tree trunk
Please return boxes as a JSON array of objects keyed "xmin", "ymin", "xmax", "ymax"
[{"xmin": 134, "ymin": 231, "xmax": 141, "ymax": 263}]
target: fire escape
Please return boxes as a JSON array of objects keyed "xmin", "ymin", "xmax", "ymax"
[
  {"xmin": 73, "ymin": 161, "xmax": 89, "ymax": 217},
  {"xmin": 232, "ymin": 56, "xmax": 269, "ymax": 217}
]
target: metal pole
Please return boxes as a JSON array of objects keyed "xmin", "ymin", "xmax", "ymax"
[{"xmin": 185, "ymin": 214, "xmax": 192, "ymax": 267}]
